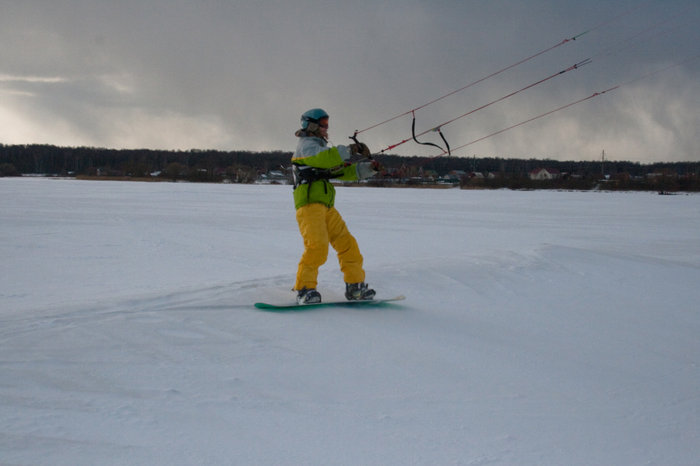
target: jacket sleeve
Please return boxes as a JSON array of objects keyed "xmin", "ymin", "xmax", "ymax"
[
  {"xmin": 292, "ymin": 138, "xmax": 352, "ymax": 169},
  {"xmin": 293, "ymin": 138, "xmax": 359, "ymax": 180}
]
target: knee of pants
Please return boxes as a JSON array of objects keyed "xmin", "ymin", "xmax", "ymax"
[{"xmin": 301, "ymin": 241, "xmax": 329, "ymax": 267}]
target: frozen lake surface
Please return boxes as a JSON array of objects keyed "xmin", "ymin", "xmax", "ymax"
[{"xmin": 1, "ymin": 178, "xmax": 699, "ymax": 465}]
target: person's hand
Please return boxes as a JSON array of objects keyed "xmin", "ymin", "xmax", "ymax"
[
  {"xmin": 356, "ymin": 160, "xmax": 379, "ymax": 179},
  {"xmin": 349, "ymin": 143, "xmax": 371, "ymax": 157}
]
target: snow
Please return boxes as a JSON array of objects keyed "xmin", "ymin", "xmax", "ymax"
[{"xmin": 1, "ymin": 177, "xmax": 699, "ymax": 465}]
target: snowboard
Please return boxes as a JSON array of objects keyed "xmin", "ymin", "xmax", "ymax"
[{"xmin": 254, "ymin": 295, "xmax": 405, "ymax": 311}]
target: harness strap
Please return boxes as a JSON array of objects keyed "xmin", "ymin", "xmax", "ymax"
[{"xmin": 293, "ymin": 164, "xmax": 343, "ymax": 202}]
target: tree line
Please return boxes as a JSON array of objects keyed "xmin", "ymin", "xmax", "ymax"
[
  {"xmin": 1, "ymin": 143, "xmax": 699, "ymax": 191},
  {"xmin": 0, "ymin": 144, "xmax": 289, "ymax": 182}
]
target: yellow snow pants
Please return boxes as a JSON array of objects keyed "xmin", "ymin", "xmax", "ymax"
[{"xmin": 295, "ymin": 203, "xmax": 365, "ymax": 290}]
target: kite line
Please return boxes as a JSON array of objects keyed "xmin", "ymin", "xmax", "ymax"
[
  {"xmin": 350, "ymin": 1, "xmax": 672, "ymax": 158},
  {"xmin": 437, "ymin": 54, "xmax": 700, "ymax": 157}
]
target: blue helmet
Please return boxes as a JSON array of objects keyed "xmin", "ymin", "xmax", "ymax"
[{"xmin": 300, "ymin": 108, "xmax": 329, "ymax": 130}]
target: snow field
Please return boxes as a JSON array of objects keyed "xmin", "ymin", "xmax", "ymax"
[{"xmin": 1, "ymin": 178, "xmax": 699, "ymax": 465}]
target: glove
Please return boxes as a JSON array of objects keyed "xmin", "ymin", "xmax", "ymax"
[
  {"xmin": 356, "ymin": 160, "xmax": 378, "ymax": 180},
  {"xmin": 349, "ymin": 142, "xmax": 371, "ymax": 158}
]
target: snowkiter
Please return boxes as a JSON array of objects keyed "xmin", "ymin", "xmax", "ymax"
[{"xmin": 292, "ymin": 108, "xmax": 379, "ymax": 304}]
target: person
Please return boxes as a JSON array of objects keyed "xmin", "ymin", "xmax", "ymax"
[{"xmin": 291, "ymin": 108, "xmax": 380, "ymax": 304}]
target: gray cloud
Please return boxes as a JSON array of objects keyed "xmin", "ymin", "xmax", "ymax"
[{"xmin": 1, "ymin": 0, "xmax": 698, "ymax": 162}]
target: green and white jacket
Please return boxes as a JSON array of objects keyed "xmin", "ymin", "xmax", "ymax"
[{"xmin": 292, "ymin": 135, "xmax": 368, "ymax": 210}]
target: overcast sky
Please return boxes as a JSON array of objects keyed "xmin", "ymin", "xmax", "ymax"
[{"xmin": 1, "ymin": 0, "xmax": 698, "ymax": 162}]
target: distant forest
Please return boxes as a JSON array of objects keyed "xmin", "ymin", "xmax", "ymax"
[{"xmin": 1, "ymin": 143, "xmax": 699, "ymax": 191}]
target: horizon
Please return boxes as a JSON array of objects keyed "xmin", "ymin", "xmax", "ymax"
[{"xmin": 3, "ymin": 142, "xmax": 700, "ymax": 166}]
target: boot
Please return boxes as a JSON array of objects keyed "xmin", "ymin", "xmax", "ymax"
[
  {"xmin": 297, "ymin": 288, "xmax": 321, "ymax": 305},
  {"xmin": 345, "ymin": 282, "xmax": 376, "ymax": 301}
]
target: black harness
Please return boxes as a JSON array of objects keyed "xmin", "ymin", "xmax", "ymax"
[
  {"xmin": 292, "ymin": 164, "xmax": 343, "ymax": 189},
  {"xmin": 292, "ymin": 164, "xmax": 350, "ymax": 206}
]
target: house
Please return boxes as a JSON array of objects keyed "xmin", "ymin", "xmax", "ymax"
[
  {"xmin": 529, "ymin": 168, "xmax": 561, "ymax": 180},
  {"xmin": 258, "ymin": 170, "xmax": 289, "ymax": 184},
  {"xmin": 444, "ymin": 170, "xmax": 467, "ymax": 182}
]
